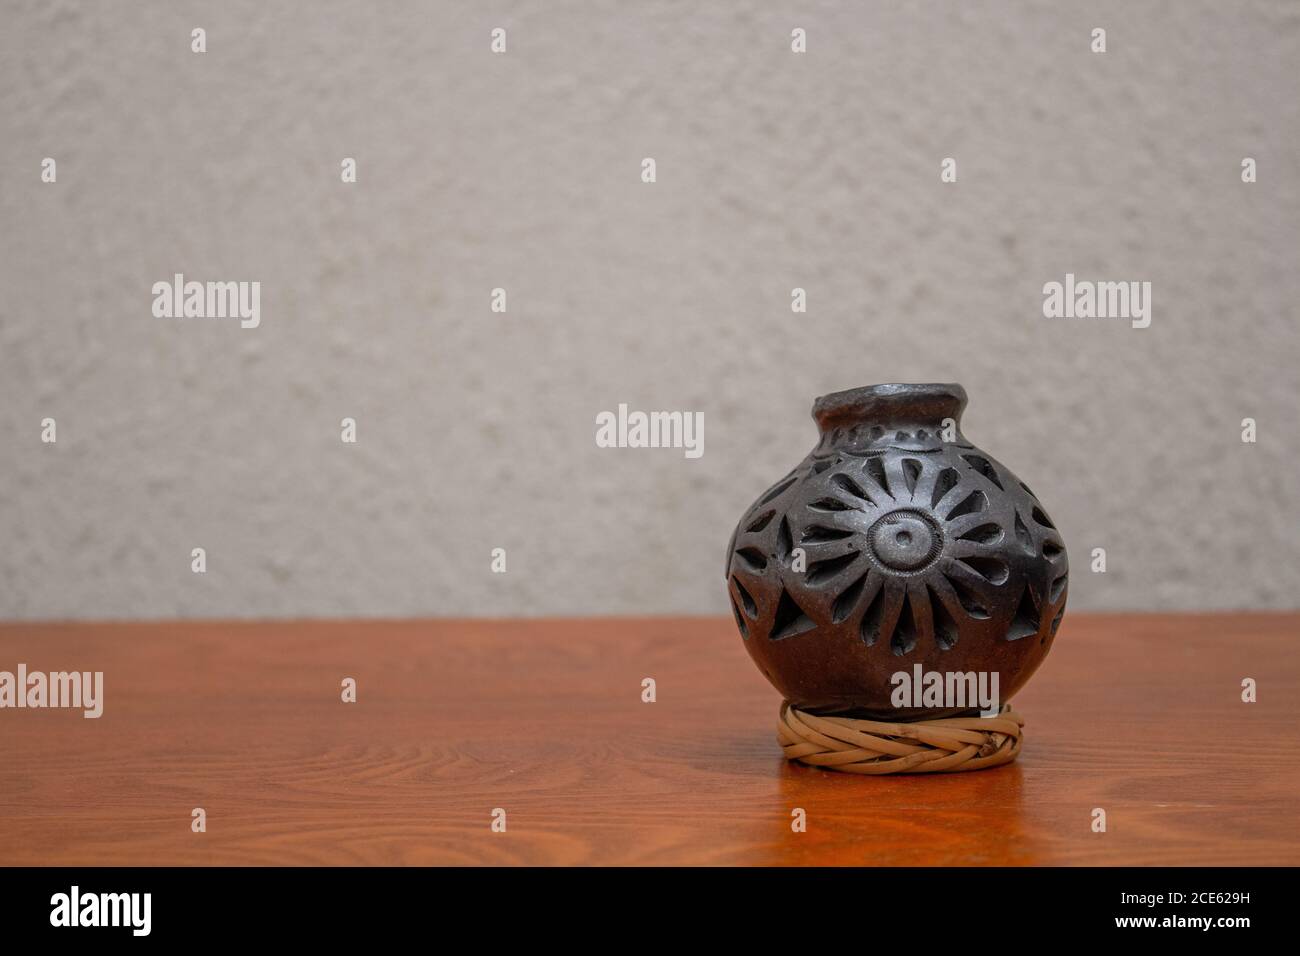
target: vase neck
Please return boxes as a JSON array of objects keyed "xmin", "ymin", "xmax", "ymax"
[{"xmin": 811, "ymin": 383, "xmax": 968, "ymax": 450}]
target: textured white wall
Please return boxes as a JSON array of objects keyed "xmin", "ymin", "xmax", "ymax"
[{"xmin": 2, "ymin": 1, "xmax": 1298, "ymax": 620}]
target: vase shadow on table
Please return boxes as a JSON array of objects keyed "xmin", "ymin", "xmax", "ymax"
[{"xmin": 742, "ymin": 758, "xmax": 1044, "ymax": 866}]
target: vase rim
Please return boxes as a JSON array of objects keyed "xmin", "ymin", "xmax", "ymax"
[{"xmin": 812, "ymin": 383, "xmax": 968, "ymax": 432}]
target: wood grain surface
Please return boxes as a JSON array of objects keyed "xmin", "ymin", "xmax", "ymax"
[{"xmin": 1, "ymin": 613, "xmax": 1297, "ymax": 866}]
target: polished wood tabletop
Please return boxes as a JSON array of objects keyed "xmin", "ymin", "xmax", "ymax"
[{"xmin": 1, "ymin": 613, "xmax": 1296, "ymax": 866}]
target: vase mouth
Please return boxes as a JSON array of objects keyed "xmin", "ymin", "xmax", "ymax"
[{"xmin": 812, "ymin": 383, "xmax": 967, "ymax": 433}]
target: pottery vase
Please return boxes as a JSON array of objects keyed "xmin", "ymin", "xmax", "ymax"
[{"xmin": 726, "ymin": 383, "xmax": 1068, "ymax": 719}]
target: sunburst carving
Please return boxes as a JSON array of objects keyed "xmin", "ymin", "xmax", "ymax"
[{"xmin": 727, "ymin": 447, "xmax": 1067, "ymax": 656}]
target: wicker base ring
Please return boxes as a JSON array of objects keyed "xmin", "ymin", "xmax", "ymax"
[{"xmin": 778, "ymin": 701, "xmax": 1024, "ymax": 774}]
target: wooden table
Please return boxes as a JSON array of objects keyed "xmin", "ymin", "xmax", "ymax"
[{"xmin": 1, "ymin": 614, "xmax": 1296, "ymax": 866}]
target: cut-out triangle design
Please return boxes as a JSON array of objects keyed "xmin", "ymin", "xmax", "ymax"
[
  {"xmin": 1007, "ymin": 584, "xmax": 1040, "ymax": 641},
  {"xmin": 770, "ymin": 588, "xmax": 816, "ymax": 641}
]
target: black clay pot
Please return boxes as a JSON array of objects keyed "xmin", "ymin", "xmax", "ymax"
[{"xmin": 726, "ymin": 384, "xmax": 1068, "ymax": 719}]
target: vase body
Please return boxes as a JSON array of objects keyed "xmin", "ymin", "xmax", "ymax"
[{"xmin": 726, "ymin": 383, "xmax": 1068, "ymax": 719}]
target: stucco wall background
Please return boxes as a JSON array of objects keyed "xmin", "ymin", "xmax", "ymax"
[{"xmin": 2, "ymin": 0, "xmax": 1297, "ymax": 620}]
